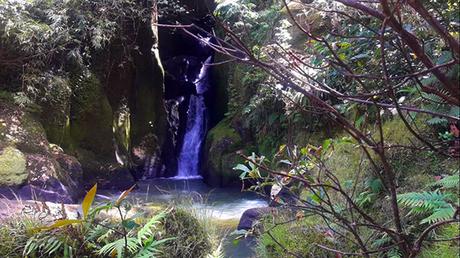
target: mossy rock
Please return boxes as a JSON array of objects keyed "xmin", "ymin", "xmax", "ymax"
[
  {"xmin": 68, "ymin": 73, "xmax": 114, "ymax": 159},
  {"xmin": 202, "ymin": 119, "xmax": 243, "ymax": 186},
  {"xmin": 16, "ymin": 112, "xmax": 50, "ymax": 154},
  {"xmin": 0, "ymin": 147, "xmax": 27, "ymax": 187},
  {"xmin": 206, "ymin": 118, "xmax": 242, "ymax": 145},
  {"xmin": 162, "ymin": 208, "xmax": 211, "ymax": 258},
  {"xmin": 38, "ymin": 74, "xmax": 71, "ymax": 145}
]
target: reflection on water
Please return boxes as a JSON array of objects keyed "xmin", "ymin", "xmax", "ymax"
[{"xmin": 99, "ymin": 178, "xmax": 267, "ymax": 221}]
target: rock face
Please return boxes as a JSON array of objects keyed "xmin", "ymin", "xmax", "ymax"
[
  {"xmin": 34, "ymin": 8, "xmax": 168, "ymax": 186},
  {"xmin": 0, "ymin": 101, "xmax": 83, "ymax": 203}
]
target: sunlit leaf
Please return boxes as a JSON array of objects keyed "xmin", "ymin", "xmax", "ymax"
[
  {"xmin": 82, "ymin": 184, "xmax": 97, "ymax": 219},
  {"xmin": 34, "ymin": 219, "xmax": 81, "ymax": 232},
  {"xmin": 115, "ymin": 184, "xmax": 136, "ymax": 206}
]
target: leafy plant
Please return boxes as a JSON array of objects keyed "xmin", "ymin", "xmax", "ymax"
[{"xmin": 24, "ymin": 184, "xmax": 172, "ymax": 258}]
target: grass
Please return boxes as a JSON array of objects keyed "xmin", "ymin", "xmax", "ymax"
[
  {"xmin": 255, "ymin": 214, "xmax": 337, "ymax": 258},
  {"xmin": 420, "ymin": 224, "xmax": 460, "ymax": 258},
  {"xmin": 0, "ymin": 198, "xmax": 44, "ymax": 257}
]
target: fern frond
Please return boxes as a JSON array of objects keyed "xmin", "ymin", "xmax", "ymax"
[
  {"xmin": 422, "ymin": 93, "xmax": 448, "ymax": 105},
  {"xmin": 134, "ymin": 237, "xmax": 173, "ymax": 258},
  {"xmin": 137, "ymin": 211, "xmax": 166, "ymax": 243},
  {"xmin": 430, "ymin": 173, "xmax": 460, "ymax": 190},
  {"xmin": 98, "ymin": 237, "xmax": 139, "ymax": 258},
  {"xmin": 371, "ymin": 235, "xmax": 392, "ymax": 248},
  {"xmin": 427, "ymin": 117, "xmax": 448, "ymax": 126},
  {"xmin": 86, "ymin": 224, "xmax": 109, "ymax": 242},
  {"xmin": 397, "ymin": 191, "xmax": 449, "ymax": 211},
  {"xmin": 421, "ymin": 207, "xmax": 455, "ymax": 224}
]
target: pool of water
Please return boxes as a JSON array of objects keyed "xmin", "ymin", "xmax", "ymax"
[{"xmin": 99, "ymin": 179, "xmax": 267, "ymax": 220}]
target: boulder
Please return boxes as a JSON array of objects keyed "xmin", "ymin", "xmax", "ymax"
[
  {"xmin": 237, "ymin": 207, "xmax": 277, "ymax": 230},
  {"xmin": 202, "ymin": 119, "xmax": 244, "ymax": 186},
  {"xmin": 0, "ymin": 102, "xmax": 83, "ymax": 203}
]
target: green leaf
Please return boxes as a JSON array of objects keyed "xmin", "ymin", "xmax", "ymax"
[
  {"xmin": 430, "ymin": 173, "xmax": 459, "ymax": 189},
  {"xmin": 322, "ymin": 139, "xmax": 332, "ymax": 153},
  {"xmin": 137, "ymin": 212, "xmax": 167, "ymax": 243},
  {"xmin": 82, "ymin": 184, "xmax": 97, "ymax": 219},
  {"xmin": 123, "ymin": 219, "xmax": 140, "ymax": 230},
  {"xmin": 427, "ymin": 117, "xmax": 448, "ymax": 126},
  {"xmin": 369, "ymin": 178, "xmax": 383, "ymax": 193},
  {"xmin": 135, "ymin": 237, "xmax": 173, "ymax": 258}
]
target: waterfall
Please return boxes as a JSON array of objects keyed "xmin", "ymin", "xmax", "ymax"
[{"xmin": 175, "ymin": 55, "xmax": 212, "ymax": 179}]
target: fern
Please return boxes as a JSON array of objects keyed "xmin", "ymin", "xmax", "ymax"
[
  {"xmin": 98, "ymin": 237, "xmax": 139, "ymax": 258},
  {"xmin": 137, "ymin": 211, "xmax": 166, "ymax": 243},
  {"xmin": 421, "ymin": 207, "xmax": 456, "ymax": 224},
  {"xmin": 24, "ymin": 234, "xmax": 66, "ymax": 257},
  {"xmin": 134, "ymin": 237, "xmax": 172, "ymax": 258},
  {"xmin": 430, "ymin": 172, "xmax": 460, "ymax": 189},
  {"xmin": 397, "ymin": 172, "xmax": 459, "ymax": 224},
  {"xmin": 397, "ymin": 191, "xmax": 450, "ymax": 211}
]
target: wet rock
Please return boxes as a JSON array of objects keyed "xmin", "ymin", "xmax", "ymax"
[
  {"xmin": 54, "ymin": 152, "xmax": 84, "ymax": 188},
  {"xmin": 23, "ymin": 154, "xmax": 80, "ymax": 203},
  {"xmin": 237, "ymin": 207, "xmax": 277, "ymax": 230}
]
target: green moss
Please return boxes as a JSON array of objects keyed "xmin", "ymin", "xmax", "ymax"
[
  {"xmin": 206, "ymin": 118, "xmax": 241, "ymax": 146},
  {"xmin": 377, "ymin": 117, "xmax": 428, "ymax": 146},
  {"xmin": 0, "ymin": 147, "xmax": 27, "ymax": 187},
  {"xmin": 257, "ymin": 135, "xmax": 280, "ymax": 157},
  {"xmin": 68, "ymin": 73, "xmax": 114, "ymax": 158},
  {"xmin": 204, "ymin": 118, "xmax": 244, "ymax": 186},
  {"xmin": 220, "ymin": 152, "xmax": 244, "ymax": 185},
  {"xmin": 38, "ymin": 74, "xmax": 71, "ymax": 145},
  {"xmin": 0, "ymin": 90, "xmax": 14, "ymax": 103}
]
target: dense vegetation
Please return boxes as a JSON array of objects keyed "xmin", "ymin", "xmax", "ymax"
[{"xmin": 0, "ymin": 0, "xmax": 459, "ymax": 257}]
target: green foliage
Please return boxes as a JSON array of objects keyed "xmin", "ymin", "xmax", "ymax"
[
  {"xmin": 0, "ymin": 215, "xmax": 41, "ymax": 257},
  {"xmin": 23, "ymin": 184, "xmax": 172, "ymax": 258},
  {"xmin": 397, "ymin": 172, "xmax": 459, "ymax": 224},
  {"xmin": 215, "ymin": 0, "xmax": 281, "ymax": 47},
  {"xmin": 0, "ymin": 0, "xmax": 149, "ymax": 104}
]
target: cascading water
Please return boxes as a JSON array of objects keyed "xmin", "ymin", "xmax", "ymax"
[{"xmin": 175, "ymin": 54, "xmax": 212, "ymax": 179}]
